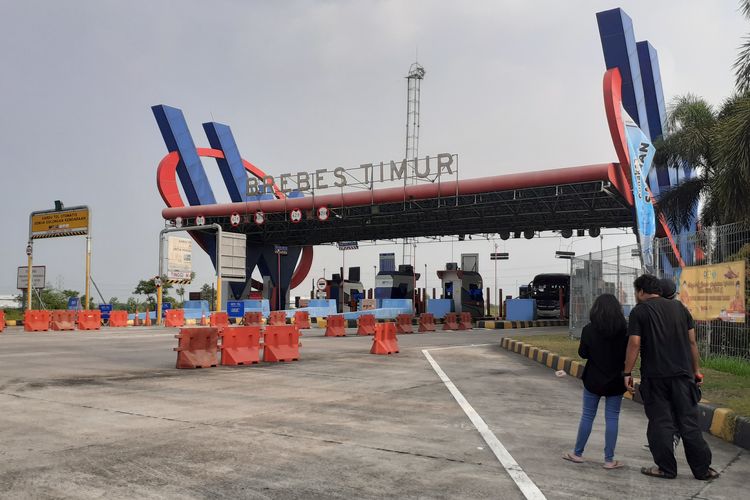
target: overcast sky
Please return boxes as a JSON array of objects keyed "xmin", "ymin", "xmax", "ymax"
[{"xmin": 0, "ymin": 0, "xmax": 746, "ymax": 303}]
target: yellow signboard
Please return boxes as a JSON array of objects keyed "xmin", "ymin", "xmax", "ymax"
[
  {"xmin": 31, "ymin": 208, "xmax": 89, "ymax": 238},
  {"xmin": 677, "ymin": 260, "xmax": 746, "ymax": 323}
]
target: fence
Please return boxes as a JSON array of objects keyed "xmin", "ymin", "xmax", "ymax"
[{"xmin": 570, "ymin": 221, "xmax": 750, "ymax": 361}]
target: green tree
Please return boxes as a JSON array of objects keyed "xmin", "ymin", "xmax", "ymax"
[
  {"xmin": 199, "ymin": 283, "xmax": 214, "ymax": 303},
  {"xmin": 655, "ymin": 94, "xmax": 750, "ymax": 230},
  {"xmin": 20, "ymin": 288, "xmax": 82, "ymax": 310},
  {"xmin": 126, "ymin": 297, "xmax": 139, "ymax": 313},
  {"xmin": 655, "ymin": 4, "xmax": 750, "ymax": 230},
  {"xmin": 133, "ymin": 277, "xmax": 173, "ymax": 308},
  {"xmin": 734, "ymin": 0, "xmax": 750, "ymax": 92}
]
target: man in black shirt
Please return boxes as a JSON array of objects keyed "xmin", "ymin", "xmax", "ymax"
[{"xmin": 623, "ymin": 274, "xmax": 718, "ymax": 480}]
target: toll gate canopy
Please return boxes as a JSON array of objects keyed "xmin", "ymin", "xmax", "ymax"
[{"xmin": 162, "ymin": 162, "xmax": 633, "ymax": 246}]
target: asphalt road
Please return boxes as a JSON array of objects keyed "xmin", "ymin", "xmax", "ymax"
[{"xmin": 0, "ymin": 326, "xmax": 746, "ymax": 499}]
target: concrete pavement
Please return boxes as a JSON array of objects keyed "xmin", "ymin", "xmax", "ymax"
[{"xmin": 0, "ymin": 326, "xmax": 746, "ymax": 499}]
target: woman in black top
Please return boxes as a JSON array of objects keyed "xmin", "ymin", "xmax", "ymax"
[{"xmin": 563, "ymin": 293, "xmax": 628, "ymax": 469}]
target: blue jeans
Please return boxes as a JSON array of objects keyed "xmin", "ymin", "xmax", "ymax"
[{"xmin": 574, "ymin": 387, "xmax": 623, "ymax": 462}]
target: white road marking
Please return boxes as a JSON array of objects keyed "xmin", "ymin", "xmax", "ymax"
[
  {"xmin": 420, "ymin": 343, "xmax": 496, "ymax": 352},
  {"xmin": 422, "ymin": 348, "xmax": 546, "ymax": 500}
]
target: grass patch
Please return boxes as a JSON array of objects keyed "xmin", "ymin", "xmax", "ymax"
[
  {"xmin": 2, "ymin": 308, "xmax": 24, "ymax": 321},
  {"xmin": 515, "ymin": 333, "xmax": 750, "ymax": 418},
  {"xmin": 703, "ymin": 356, "xmax": 750, "ymax": 377}
]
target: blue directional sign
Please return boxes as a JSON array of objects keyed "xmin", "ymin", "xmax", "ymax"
[
  {"xmin": 161, "ymin": 302, "xmax": 173, "ymax": 311},
  {"xmin": 98, "ymin": 304, "xmax": 113, "ymax": 321},
  {"xmin": 227, "ymin": 300, "xmax": 245, "ymax": 318},
  {"xmin": 67, "ymin": 297, "xmax": 81, "ymax": 310}
]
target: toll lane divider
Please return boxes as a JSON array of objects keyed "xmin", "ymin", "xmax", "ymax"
[
  {"xmin": 175, "ymin": 324, "xmax": 301, "ymax": 368},
  {"xmin": 50, "ymin": 310, "xmax": 76, "ymax": 331},
  {"xmin": 499, "ymin": 337, "xmax": 750, "ymax": 452},
  {"xmin": 370, "ymin": 322, "xmax": 399, "ymax": 355},
  {"xmin": 220, "ymin": 326, "xmax": 261, "ymax": 366}
]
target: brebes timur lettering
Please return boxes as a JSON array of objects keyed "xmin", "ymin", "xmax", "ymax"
[{"xmin": 246, "ymin": 153, "xmax": 455, "ymax": 196}]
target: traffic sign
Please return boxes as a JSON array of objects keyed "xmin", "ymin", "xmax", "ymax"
[
  {"xmin": 274, "ymin": 245, "xmax": 288, "ymax": 255},
  {"xmin": 556, "ymin": 251, "xmax": 576, "ymax": 259},
  {"xmin": 67, "ymin": 297, "xmax": 81, "ymax": 310},
  {"xmin": 227, "ymin": 300, "xmax": 245, "ymax": 318},
  {"xmin": 254, "ymin": 211, "xmax": 265, "ymax": 225},
  {"xmin": 174, "ymin": 217, "xmax": 183, "ymax": 228},
  {"xmin": 26, "ymin": 244, "xmax": 32, "ymax": 256},
  {"xmin": 230, "ymin": 212, "xmax": 241, "ymax": 227},
  {"xmin": 490, "ymin": 252, "xmax": 509, "ymax": 260},
  {"xmin": 98, "ymin": 304, "xmax": 113, "ymax": 321},
  {"xmin": 316, "ymin": 277, "xmax": 327, "ymax": 291},
  {"xmin": 196, "ymin": 215, "xmax": 205, "ymax": 226},
  {"xmin": 317, "ymin": 206, "xmax": 329, "ymax": 222},
  {"xmin": 290, "ymin": 208, "xmax": 302, "ymax": 223},
  {"xmin": 17, "ymin": 266, "xmax": 46, "ymax": 289}
]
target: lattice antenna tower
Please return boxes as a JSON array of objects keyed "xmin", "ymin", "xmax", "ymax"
[
  {"xmin": 405, "ymin": 62, "xmax": 425, "ymax": 163},
  {"xmin": 403, "ymin": 61, "xmax": 425, "ymax": 266}
]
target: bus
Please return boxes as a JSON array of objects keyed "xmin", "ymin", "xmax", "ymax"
[{"xmin": 526, "ymin": 273, "xmax": 570, "ymax": 318}]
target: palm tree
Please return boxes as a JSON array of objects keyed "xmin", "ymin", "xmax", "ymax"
[
  {"xmin": 734, "ymin": 0, "xmax": 750, "ymax": 93},
  {"xmin": 655, "ymin": 94, "xmax": 750, "ymax": 230},
  {"xmin": 653, "ymin": 95, "xmax": 720, "ymax": 230},
  {"xmin": 655, "ymin": 1, "xmax": 750, "ymax": 230}
]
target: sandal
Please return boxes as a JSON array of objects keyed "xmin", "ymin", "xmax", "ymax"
[
  {"xmin": 696, "ymin": 467, "xmax": 720, "ymax": 481},
  {"xmin": 603, "ymin": 460, "xmax": 624, "ymax": 469},
  {"xmin": 640, "ymin": 466, "xmax": 675, "ymax": 479},
  {"xmin": 562, "ymin": 452, "xmax": 584, "ymax": 463}
]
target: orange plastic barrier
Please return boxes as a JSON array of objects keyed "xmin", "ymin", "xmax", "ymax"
[
  {"xmin": 268, "ymin": 311, "xmax": 287, "ymax": 326},
  {"xmin": 220, "ymin": 326, "xmax": 261, "ymax": 366},
  {"xmin": 418, "ymin": 313, "xmax": 436, "ymax": 333},
  {"xmin": 108, "ymin": 310, "xmax": 128, "ymax": 327},
  {"xmin": 24, "ymin": 310, "xmax": 50, "ymax": 332},
  {"xmin": 164, "ymin": 309, "xmax": 185, "ymax": 327},
  {"xmin": 395, "ymin": 314, "xmax": 414, "ymax": 334},
  {"xmin": 325, "ymin": 315, "xmax": 346, "ymax": 337},
  {"xmin": 443, "ymin": 312, "xmax": 459, "ymax": 331},
  {"xmin": 243, "ymin": 311, "xmax": 263, "ymax": 326},
  {"xmin": 0, "ymin": 310, "xmax": 5, "ymax": 333},
  {"xmin": 263, "ymin": 325, "xmax": 300, "ymax": 362},
  {"xmin": 77, "ymin": 310, "xmax": 102, "ymax": 330},
  {"xmin": 370, "ymin": 322, "xmax": 399, "ymax": 355},
  {"xmin": 210, "ymin": 312, "xmax": 229, "ymax": 328},
  {"xmin": 293, "ymin": 310, "xmax": 311, "ymax": 329},
  {"xmin": 174, "ymin": 327, "xmax": 219, "ymax": 368},
  {"xmin": 50, "ymin": 310, "xmax": 76, "ymax": 331},
  {"xmin": 357, "ymin": 314, "xmax": 376, "ymax": 335},
  {"xmin": 458, "ymin": 312, "xmax": 473, "ymax": 331}
]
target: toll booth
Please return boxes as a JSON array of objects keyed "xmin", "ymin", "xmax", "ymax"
[{"xmin": 437, "ymin": 255, "xmax": 484, "ymax": 318}]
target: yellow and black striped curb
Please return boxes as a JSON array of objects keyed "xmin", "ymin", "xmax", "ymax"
[
  {"xmin": 499, "ymin": 337, "xmax": 750, "ymax": 452},
  {"xmin": 477, "ymin": 319, "xmax": 567, "ymax": 329}
]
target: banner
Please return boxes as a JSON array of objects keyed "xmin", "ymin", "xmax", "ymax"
[
  {"xmin": 167, "ymin": 237, "xmax": 192, "ymax": 281},
  {"xmin": 623, "ymin": 109, "xmax": 656, "ymax": 273},
  {"xmin": 31, "ymin": 208, "xmax": 89, "ymax": 238},
  {"xmin": 677, "ymin": 261, "xmax": 746, "ymax": 323}
]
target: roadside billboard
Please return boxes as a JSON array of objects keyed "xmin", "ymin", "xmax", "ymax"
[
  {"xmin": 677, "ymin": 261, "xmax": 746, "ymax": 323},
  {"xmin": 167, "ymin": 237, "xmax": 192, "ymax": 281},
  {"xmin": 622, "ymin": 110, "xmax": 656, "ymax": 273},
  {"xmin": 31, "ymin": 208, "xmax": 89, "ymax": 239},
  {"xmin": 16, "ymin": 266, "xmax": 46, "ymax": 289}
]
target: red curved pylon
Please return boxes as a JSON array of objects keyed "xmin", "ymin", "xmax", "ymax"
[{"xmin": 156, "ymin": 149, "xmax": 313, "ymax": 288}]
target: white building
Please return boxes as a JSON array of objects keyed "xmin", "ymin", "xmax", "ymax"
[{"xmin": 0, "ymin": 294, "xmax": 20, "ymax": 309}]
